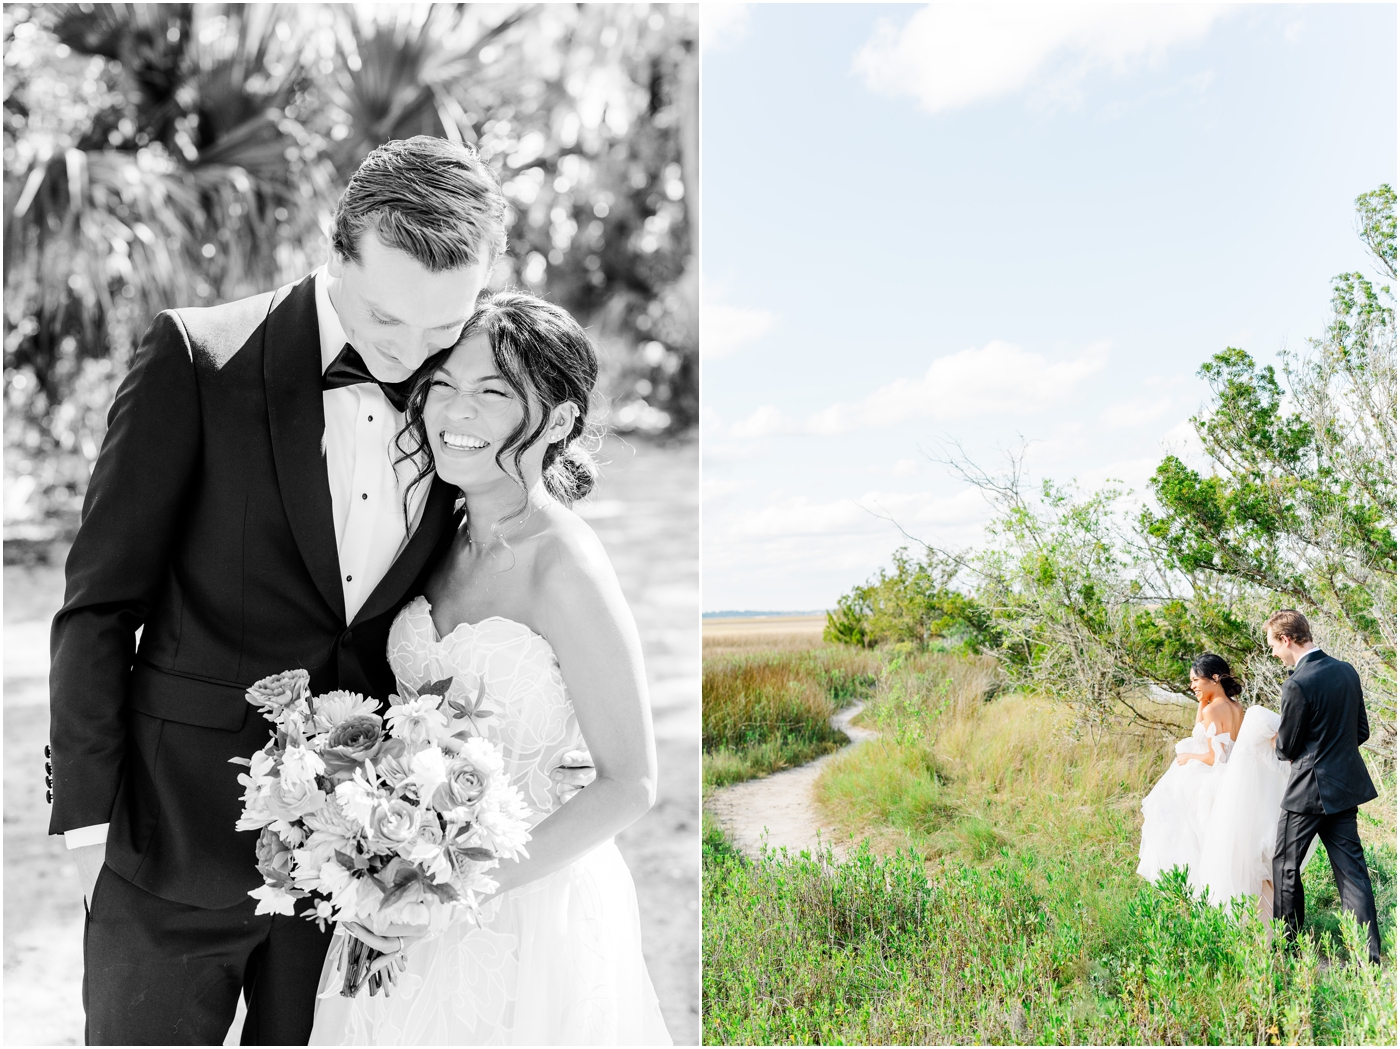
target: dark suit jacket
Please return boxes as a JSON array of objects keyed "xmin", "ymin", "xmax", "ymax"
[
  {"xmin": 1274, "ymin": 650, "xmax": 1377, "ymax": 814},
  {"xmin": 48, "ymin": 274, "xmax": 459, "ymax": 908}
]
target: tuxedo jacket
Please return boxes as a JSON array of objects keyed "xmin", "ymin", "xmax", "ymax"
[
  {"xmin": 1274, "ymin": 651, "xmax": 1377, "ymax": 815},
  {"xmin": 48, "ymin": 274, "xmax": 459, "ymax": 908}
]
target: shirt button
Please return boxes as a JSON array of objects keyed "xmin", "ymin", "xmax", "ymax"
[
  {"xmin": 362, "ymin": 493, "xmax": 368, "ymax": 500},
  {"xmin": 367, "ymin": 415, "xmax": 374, "ymax": 422},
  {"xmin": 346, "ymin": 575, "xmax": 353, "ymax": 582}
]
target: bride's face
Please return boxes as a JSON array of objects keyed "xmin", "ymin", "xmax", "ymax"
[
  {"xmin": 1189, "ymin": 672, "xmax": 1223, "ymax": 703},
  {"xmin": 422, "ymin": 333, "xmax": 534, "ymax": 491}
]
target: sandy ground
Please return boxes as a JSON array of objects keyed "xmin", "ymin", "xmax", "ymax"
[
  {"xmin": 1, "ymin": 434, "xmax": 699, "ymax": 1046},
  {"xmin": 705, "ymin": 704, "xmax": 875, "ymax": 862}
]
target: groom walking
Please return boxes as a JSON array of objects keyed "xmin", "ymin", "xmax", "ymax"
[
  {"xmin": 47, "ymin": 136, "xmax": 505, "ymax": 1043},
  {"xmin": 1267, "ymin": 609, "xmax": 1382, "ymax": 964}
]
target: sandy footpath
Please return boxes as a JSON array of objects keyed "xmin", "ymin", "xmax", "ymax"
[
  {"xmin": 705, "ymin": 704, "xmax": 876, "ymax": 861},
  {"xmin": 1, "ymin": 435, "xmax": 699, "ymax": 1046}
]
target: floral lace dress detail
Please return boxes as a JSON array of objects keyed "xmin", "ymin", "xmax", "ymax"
[{"xmin": 310, "ymin": 597, "xmax": 672, "ymax": 1046}]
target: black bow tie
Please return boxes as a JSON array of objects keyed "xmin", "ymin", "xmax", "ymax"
[{"xmin": 322, "ymin": 343, "xmax": 412, "ymax": 412}]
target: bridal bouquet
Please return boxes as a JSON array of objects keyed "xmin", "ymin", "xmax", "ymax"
[{"xmin": 231, "ymin": 669, "xmax": 531, "ymax": 996}]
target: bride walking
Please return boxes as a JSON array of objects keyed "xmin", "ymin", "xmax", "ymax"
[
  {"xmin": 1136, "ymin": 654, "xmax": 1244, "ymax": 887},
  {"xmin": 1137, "ymin": 653, "xmax": 1304, "ymax": 919},
  {"xmin": 310, "ymin": 292, "xmax": 672, "ymax": 1045}
]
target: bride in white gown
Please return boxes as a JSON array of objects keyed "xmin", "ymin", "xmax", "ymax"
[
  {"xmin": 1138, "ymin": 654, "xmax": 1303, "ymax": 918},
  {"xmin": 310, "ymin": 292, "xmax": 671, "ymax": 1045}
]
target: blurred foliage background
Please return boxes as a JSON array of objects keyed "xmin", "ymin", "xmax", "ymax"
[{"xmin": 3, "ymin": 2, "xmax": 697, "ymax": 543}]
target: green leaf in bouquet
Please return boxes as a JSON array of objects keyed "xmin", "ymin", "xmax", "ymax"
[
  {"xmin": 334, "ymin": 849, "xmax": 373, "ymax": 872},
  {"xmin": 446, "ymin": 678, "xmax": 494, "ymax": 726},
  {"xmin": 419, "ymin": 676, "xmax": 454, "ymax": 698},
  {"xmin": 424, "ymin": 879, "xmax": 460, "ymax": 904},
  {"xmin": 457, "ymin": 846, "xmax": 496, "ymax": 862},
  {"xmin": 256, "ymin": 864, "xmax": 297, "ymax": 889}
]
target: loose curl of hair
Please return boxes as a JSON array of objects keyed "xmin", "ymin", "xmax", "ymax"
[
  {"xmin": 394, "ymin": 291, "xmax": 601, "ymax": 528},
  {"xmin": 1190, "ymin": 653, "xmax": 1243, "ymax": 699}
]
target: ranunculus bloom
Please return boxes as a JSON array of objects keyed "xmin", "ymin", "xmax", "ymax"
[
  {"xmin": 246, "ymin": 669, "xmax": 310, "ymax": 713},
  {"xmin": 367, "ymin": 800, "xmax": 418, "ymax": 848},
  {"xmin": 324, "ymin": 715, "xmax": 383, "ymax": 759},
  {"xmin": 415, "ymin": 817, "xmax": 444, "ymax": 847},
  {"xmin": 434, "ymin": 757, "xmax": 488, "ymax": 810},
  {"xmin": 265, "ymin": 776, "xmax": 326, "ymax": 821},
  {"xmin": 255, "ymin": 828, "xmax": 293, "ymax": 875}
]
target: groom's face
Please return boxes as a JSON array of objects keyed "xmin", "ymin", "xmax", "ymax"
[{"xmin": 327, "ymin": 233, "xmax": 493, "ymax": 384}]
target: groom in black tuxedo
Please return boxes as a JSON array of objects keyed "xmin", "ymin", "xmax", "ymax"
[
  {"xmin": 1268, "ymin": 609, "xmax": 1382, "ymax": 964},
  {"xmin": 47, "ymin": 136, "xmax": 504, "ymax": 1043}
]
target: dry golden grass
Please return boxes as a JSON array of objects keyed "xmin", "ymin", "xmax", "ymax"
[
  {"xmin": 817, "ymin": 651, "xmax": 1195, "ymax": 872},
  {"xmin": 702, "ymin": 615, "xmax": 828, "ymax": 656}
]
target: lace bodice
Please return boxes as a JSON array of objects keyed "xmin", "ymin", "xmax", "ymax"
[{"xmin": 386, "ymin": 596, "xmax": 592, "ymax": 826}]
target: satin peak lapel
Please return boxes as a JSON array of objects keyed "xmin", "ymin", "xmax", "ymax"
[
  {"xmin": 264, "ymin": 275, "xmax": 346, "ymax": 622},
  {"xmin": 351, "ymin": 478, "xmax": 459, "ymax": 627}
]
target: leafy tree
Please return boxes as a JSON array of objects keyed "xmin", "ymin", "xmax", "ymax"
[
  {"xmin": 853, "ymin": 186, "xmax": 1395, "ymax": 752},
  {"xmin": 4, "ymin": 2, "xmax": 335, "ymax": 530},
  {"xmin": 824, "ymin": 546, "xmax": 999, "ymax": 653},
  {"xmin": 4, "ymin": 3, "xmax": 697, "ymax": 540},
  {"xmin": 1143, "ymin": 184, "xmax": 1396, "ymax": 745}
]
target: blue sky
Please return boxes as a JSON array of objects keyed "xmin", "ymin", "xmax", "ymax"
[{"xmin": 700, "ymin": 2, "xmax": 1397, "ymax": 613}]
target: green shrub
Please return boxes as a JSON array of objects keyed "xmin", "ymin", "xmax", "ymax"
[{"xmin": 702, "ymin": 648, "xmax": 878, "ymax": 789}]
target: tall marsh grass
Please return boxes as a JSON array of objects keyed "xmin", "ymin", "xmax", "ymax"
[{"xmin": 702, "ymin": 648, "xmax": 879, "ymax": 789}]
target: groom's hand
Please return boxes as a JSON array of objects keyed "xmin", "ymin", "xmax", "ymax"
[{"xmin": 73, "ymin": 842, "xmax": 106, "ymax": 907}]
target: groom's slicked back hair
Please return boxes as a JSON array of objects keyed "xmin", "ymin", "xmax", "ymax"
[
  {"xmin": 332, "ymin": 136, "xmax": 506, "ymax": 272},
  {"xmin": 1267, "ymin": 609, "xmax": 1314, "ymax": 645}
]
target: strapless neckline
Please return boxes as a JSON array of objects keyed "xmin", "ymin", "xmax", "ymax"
[{"xmin": 408, "ymin": 595, "xmax": 548, "ymax": 648}]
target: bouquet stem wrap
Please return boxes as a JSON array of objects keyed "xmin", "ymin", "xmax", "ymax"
[{"xmin": 341, "ymin": 936, "xmax": 382, "ymax": 999}]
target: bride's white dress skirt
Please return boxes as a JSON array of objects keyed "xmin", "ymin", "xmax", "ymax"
[
  {"xmin": 310, "ymin": 840, "xmax": 667, "ymax": 1045},
  {"xmin": 308, "ymin": 598, "xmax": 671, "ymax": 1046},
  {"xmin": 1137, "ymin": 706, "xmax": 1302, "ymax": 906}
]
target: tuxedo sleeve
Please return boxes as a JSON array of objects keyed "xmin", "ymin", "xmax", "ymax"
[
  {"xmin": 47, "ymin": 311, "xmax": 202, "ymax": 836},
  {"xmin": 1274, "ymin": 677, "xmax": 1307, "ymax": 762},
  {"xmin": 1357, "ymin": 693, "xmax": 1370, "ymax": 746}
]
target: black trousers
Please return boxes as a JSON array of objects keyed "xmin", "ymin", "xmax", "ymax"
[
  {"xmin": 1273, "ymin": 807, "xmax": 1381, "ymax": 964},
  {"xmin": 83, "ymin": 863, "xmax": 333, "ymax": 1045}
]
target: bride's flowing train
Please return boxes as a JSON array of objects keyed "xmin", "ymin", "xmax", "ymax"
[
  {"xmin": 1136, "ymin": 719, "xmax": 1232, "ymax": 884},
  {"xmin": 1138, "ymin": 704, "xmax": 1313, "ymax": 911},
  {"xmin": 1194, "ymin": 705, "xmax": 1291, "ymax": 906},
  {"xmin": 309, "ymin": 598, "xmax": 671, "ymax": 1045}
]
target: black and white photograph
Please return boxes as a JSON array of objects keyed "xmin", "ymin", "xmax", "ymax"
[{"xmin": 3, "ymin": 3, "xmax": 698, "ymax": 1045}]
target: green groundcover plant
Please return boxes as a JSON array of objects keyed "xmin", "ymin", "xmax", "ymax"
[{"xmin": 703, "ymin": 835, "xmax": 1396, "ymax": 1046}]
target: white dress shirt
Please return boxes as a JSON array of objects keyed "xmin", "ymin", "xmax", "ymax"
[{"xmin": 65, "ymin": 268, "xmax": 432, "ymax": 850}]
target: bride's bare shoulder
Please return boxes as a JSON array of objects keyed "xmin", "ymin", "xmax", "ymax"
[{"xmin": 529, "ymin": 507, "xmax": 624, "ymax": 607}]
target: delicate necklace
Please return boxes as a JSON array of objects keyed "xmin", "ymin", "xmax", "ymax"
[{"xmin": 465, "ymin": 497, "xmax": 553, "ymax": 548}]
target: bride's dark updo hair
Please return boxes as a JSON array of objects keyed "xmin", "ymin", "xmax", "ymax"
[
  {"xmin": 1190, "ymin": 653, "xmax": 1243, "ymax": 699},
  {"xmin": 394, "ymin": 291, "xmax": 600, "ymax": 520}
]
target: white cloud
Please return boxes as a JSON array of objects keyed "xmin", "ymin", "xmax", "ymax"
[
  {"xmin": 1098, "ymin": 395, "xmax": 1174, "ymax": 429},
  {"xmin": 854, "ymin": 4, "xmax": 1227, "ymax": 114},
  {"xmin": 804, "ymin": 340, "xmax": 1108, "ymax": 435},
  {"xmin": 727, "ymin": 488, "xmax": 988, "ymax": 540},
  {"xmin": 703, "ymin": 477, "xmax": 751, "ymax": 504},
  {"xmin": 703, "ymin": 278, "xmax": 776, "ymax": 359},
  {"xmin": 729, "ymin": 404, "xmax": 795, "ymax": 438},
  {"xmin": 703, "ymin": 302, "xmax": 777, "ymax": 359},
  {"xmin": 701, "ymin": 4, "xmax": 751, "ymax": 52}
]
